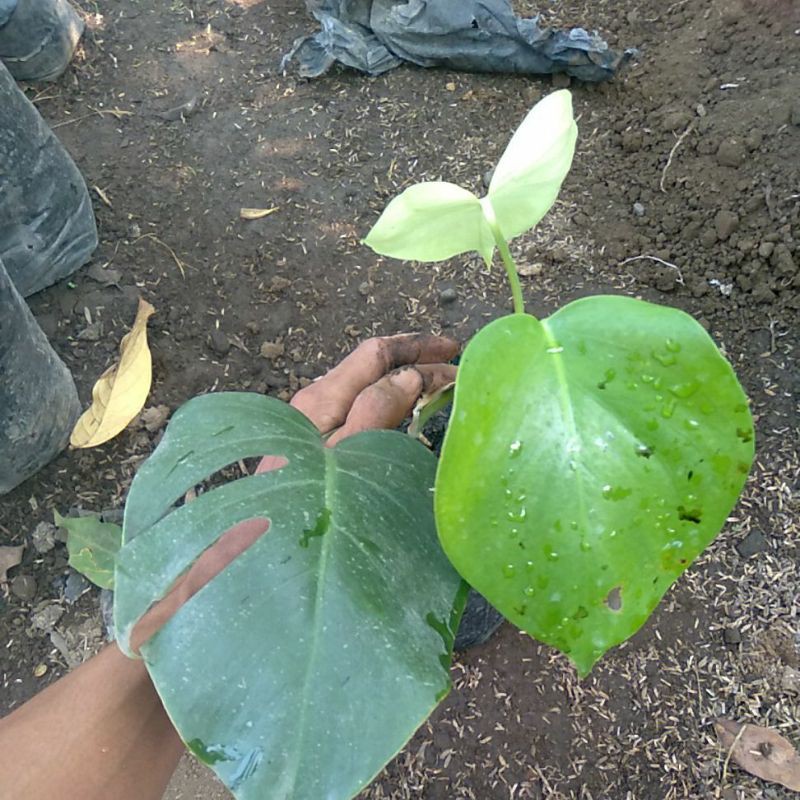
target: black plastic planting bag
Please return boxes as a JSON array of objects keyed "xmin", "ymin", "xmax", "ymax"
[
  {"xmin": 0, "ymin": 0, "xmax": 84, "ymax": 81},
  {"xmin": 0, "ymin": 61, "xmax": 97, "ymax": 297},
  {"xmin": 283, "ymin": 0, "xmax": 632, "ymax": 81},
  {"xmin": 0, "ymin": 257, "xmax": 80, "ymax": 495}
]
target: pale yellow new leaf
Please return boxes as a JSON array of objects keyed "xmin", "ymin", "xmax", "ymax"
[{"xmin": 70, "ymin": 298, "xmax": 155, "ymax": 448}]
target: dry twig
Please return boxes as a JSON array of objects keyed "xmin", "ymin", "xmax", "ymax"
[{"xmin": 660, "ymin": 123, "xmax": 694, "ymax": 193}]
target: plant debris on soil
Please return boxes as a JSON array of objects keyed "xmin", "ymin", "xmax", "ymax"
[{"xmin": 1, "ymin": 1, "xmax": 798, "ymax": 798}]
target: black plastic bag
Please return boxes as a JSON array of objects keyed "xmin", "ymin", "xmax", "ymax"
[
  {"xmin": 283, "ymin": 0, "xmax": 632, "ymax": 82},
  {"xmin": 0, "ymin": 0, "xmax": 84, "ymax": 81},
  {"xmin": 0, "ymin": 257, "xmax": 80, "ymax": 495},
  {"xmin": 0, "ymin": 60, "xmax": 97, "ymax": 297}
]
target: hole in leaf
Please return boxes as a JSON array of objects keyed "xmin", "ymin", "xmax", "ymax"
[
  {"xmin": 170, "ymin": 455, "xmax": 289, "ymax": 510},
  {"xmin": 687, "ymin": 470, "xmax": 694, "ymax": 481},
  {"xmin": 677, "ymin": 505, "xmax": 702, "ymax": 524},
  {"xmin": 131, "ymin": 516, "xmax": 270, "ymax": 653},
  {"xmin": 299, "ymin": 507, "xmax": 331, "ymax": 547},
  {"xmin": 605, "ymin": 586, "xmax": 623, "ymax": 612},
  {"xmin": 736, "ymin": 427, "xmax": 753, "ymax": 443}
]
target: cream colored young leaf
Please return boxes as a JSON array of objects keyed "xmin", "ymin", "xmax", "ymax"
[
  {"xmin": 486, "ymin": 89, "xmax": 578, "ymax": 241},
  {"xmin": 70, "ymin": 298, "xmax": 155, "ymax": 448},
  {"xmin": 364, "ymin": 182, "xmax": 494, "ymax": 264}
]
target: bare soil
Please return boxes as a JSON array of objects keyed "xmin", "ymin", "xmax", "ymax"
[{"xmin": 1, "ymin": 0, "xmax": 798, "ymax": 798}]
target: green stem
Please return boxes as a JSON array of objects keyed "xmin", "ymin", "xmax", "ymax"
[
  {"xmin": 494, "ymin": 232, "xmax": 525, "ymax": 315},
  {"xmin": 482, "ymin": 200, "xmax": 525, "ymax": 314}
]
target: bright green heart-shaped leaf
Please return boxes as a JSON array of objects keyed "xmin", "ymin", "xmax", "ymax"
[
  {"xmin": 436, "ymin": 296, "xmax": 753, "ymax": 676},
  {"xmin": 115, "ymin": 393, "xmax": 465, "ymax": 800},
  {"xmin": 56, "ymin": 510, "xmax": 122, "ymax": 589},
  {"xmin": 364, "ymin": 181, "xmax": 493, "ymax": 263},
  {"xmin": 486, "ymin": 88, "xmax": 578, "ymax": 241}
]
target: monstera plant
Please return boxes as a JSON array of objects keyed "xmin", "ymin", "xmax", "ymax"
[{"xmin": 114, "ymin": 90, "xmax": 754, "ymax": 799}]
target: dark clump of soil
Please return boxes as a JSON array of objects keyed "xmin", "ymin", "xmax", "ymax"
[{"xmin": 1, "ymin": 0, "xmax": 798, "ymax": 798}]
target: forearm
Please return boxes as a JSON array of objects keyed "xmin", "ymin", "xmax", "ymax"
[{"xmin": 0, "ymin": 645, "xmax": 184, "ymax": 800}]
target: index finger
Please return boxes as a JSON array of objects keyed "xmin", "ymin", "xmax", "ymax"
[{"xmin": 291, "ymin": 334, "xmax": 459, "ymax": 433}]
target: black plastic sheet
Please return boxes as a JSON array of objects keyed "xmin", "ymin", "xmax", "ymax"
[
  {"xmin": 283, "ymin": 0, "xmax": 632, "ymax": 82},
  {"xmin": 0, "ymin": 61, "xmax": 97, "ymax": 297},
  {"xmin": 0, "ymin": 0, "xmax": 84, "ymax": 81},
  {"xmin": 0, "ymin": 257, "xmax": 80, "ymax": 495}
]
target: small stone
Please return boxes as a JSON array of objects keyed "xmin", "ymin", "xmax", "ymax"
[
  {"xmin": 259, "ymin": 341, "xmax": 285, "ymax": 361},
  {"xmin": 551, "ymin": 72, "xmax": 571, "ymax": 89},
  {"xmin": 758, "ymin": 241, "xmax": 775, "ymax": 259},
  {"xmin": 31, "ymin": 602, "xmax": 64, "ymax": 631},
  {"xmin": 518, "ymin": 263, "xmax": 542, "ymax": 277},
  {"xmin": 621, "ymin": 131, "xmax": 643, "ymax": 152},
  {"xmin": 344, "ymin": 324, "xmax": 361, "ymax": 338},
  {"xmin": 735, "ymin": 529, "xmax": 768, "ymax": 558},
  {"xmin": 695, "ymin": 103, "xmax": 707, "ymax": 118},
  {"xmin": 752, "ymin": 283, "xmax": 776, "ymax": 304},
  {"xmin": 723, "ymin": 627, "xmax": 742, "ymax": 645},
  {"xmin": 482, "ymin": 168, "xmax": 494, "ymax": 190},
  {"xmin": 791, "ymin": 103, "xmax": 800, "ymax": 127},
  {"xmin": 209, "ymin": 329, "xmax": 230, "ymax": 356},
  {"xmin": 438, "ymin": 288, "xmax": 457, "ymax": 305},
  {"xmin": 64, "ymin": 570, "xmax": 91, "ymax": 603},
  {"xmin": 31, "ymin": 521, "xmax": 57, "ymax": 554},
  {"xmin": 709, "ymin": 33, "xmax": 731, "ymax": 53},
  {"xmin": 771, "ymin": 244, "xmax": 796, "ymax": 276},
  {"xmin": 699, "ymin": 228, "xmax": 718, "ymax": 249},
  {"xmin": 744, "ymin": 129, "xmax": 763, "ymax": 151},
  {"xmin": 781, "ymin": 666, "xmax": 800, "ymax": 694},
  {"xmin": 716, "ymin": 138, "xmax": 746, "ymax": 167},
  {"xmin": 654, "ymin": 268, "xmax": 679, "ymax": 293},
  {"xmin": 714, "ymin": 210, "xmax": 740, "ymax": 240},
  {"xmin": 661, "ymin": 110, "xmax": 691, "ymax": 132},
  {"xmin": 245, "ymin": 321, "xmax": 261, "ymax": 335},
  {"xmin": 573, "ymin": 212, "xmax": 591, "ymax": 228},
  {"xmin": 633, "ymin": 202, "xmax": 646, "ymax": 217},
  {"xmin": 268, "ymin": 276, "xmax": 291, "ymax": 293},
  {"xmin": 33, "ymin": 663, "xmax": 48, "ymax": 678},
  {"xmin": 10, "ymin": 574, "xmax": 37, "ymax": 602},
  {"xmin": 140, "ymin": 405, "xmax": 170, "ymax": 433},
  {"xmin": 357, "ymin": 281, "xmax": 370, "ymax": 296}
]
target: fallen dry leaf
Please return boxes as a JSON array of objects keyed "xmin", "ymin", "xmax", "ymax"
[
  {"xmin": 70, "ymin": 298, "xmax": 155, "ymax": 448},
  {"xmin": 0, "ymin": 544, "xmax": 24, "ymax": 584},
  {"xmin": 715, "ymin": 718, "xmax": 800, "ymax": 791},
  {"xmin": 240, "ymin": 206, "xmax": 279, "ymax": 220}
]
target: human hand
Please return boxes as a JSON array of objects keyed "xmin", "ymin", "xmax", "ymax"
[{"xmin": 130, "ymin": 333, "xmax": 458, "ymax": 651}]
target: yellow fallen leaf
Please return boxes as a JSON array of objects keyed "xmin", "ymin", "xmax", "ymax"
[
  {"xmin": 70, "ymin": 298, "xmax": 155, "ymax": 448},
  {"xmin": 239, "ymin": 206, "xmax": 279, "ymax": 220}
]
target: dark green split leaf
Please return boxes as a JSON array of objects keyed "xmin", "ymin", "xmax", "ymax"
[{"xmin": 114, "ymin": 393, "xmax": 465, "ymax": 800}]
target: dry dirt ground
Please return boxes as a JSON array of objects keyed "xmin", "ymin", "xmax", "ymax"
[{"xmin": 1, "ymin": 0, "xmax": 799, "ymax": 798}]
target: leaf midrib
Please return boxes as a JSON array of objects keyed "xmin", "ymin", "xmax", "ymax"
[
  {"xmin": 540, "ymin": 319, "xmax": 589, "ymax": 542},
  {"xmin": 285, "ymin": 447, "xmax": 337, "ymax": 796}
]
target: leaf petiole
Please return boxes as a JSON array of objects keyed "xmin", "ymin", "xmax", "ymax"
[{"xmin": 481, "ymin": 199, "xmax": 525, "ymax": 315}]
